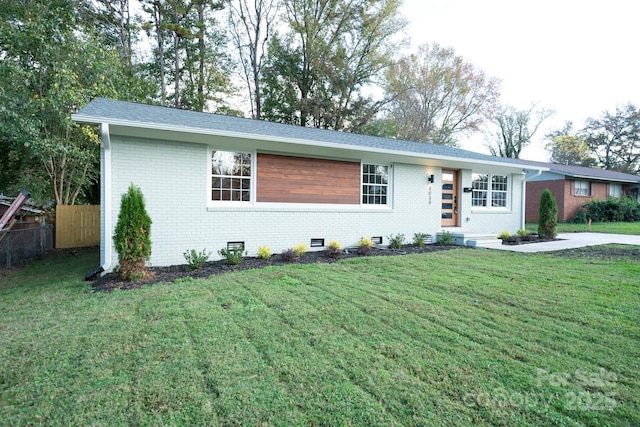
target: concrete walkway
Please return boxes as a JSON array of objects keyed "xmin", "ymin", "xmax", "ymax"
[{"xmin": 476, "ymin": 233, "xmax": 640, "ymax": 253}]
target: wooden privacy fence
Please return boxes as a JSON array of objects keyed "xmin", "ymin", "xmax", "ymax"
[{"xmin": 56, "ymin": 205, "xmax": 100, "ymax": 248}]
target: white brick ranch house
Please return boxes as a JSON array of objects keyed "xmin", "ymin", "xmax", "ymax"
[{"xmin": 73, "ymin": 98, "xmax": 546, "ymax": 271}]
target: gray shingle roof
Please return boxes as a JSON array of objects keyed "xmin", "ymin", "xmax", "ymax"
[
  {"xmin": 511, "ymin": 159, "xmax": 640, "ymax": 183},
  {"xmin": 74, "ymin": 98, "xmax": 539, "ymax": 168}
]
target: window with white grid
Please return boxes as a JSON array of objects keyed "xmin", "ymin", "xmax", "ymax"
[
  {"xmin": 491, "ymin": 175, "xmax": 508, "ymax": 207},
  {"xmin": 472, "ymin": 174, "xmax": 488, "ymax": 207},
  {"xmin": 211, "ymin": 150, "xmax": 252, "ymax": 202},
  {"xmin": 472, "ymin": 173, "xmax": 509, "ymax": 209},
  {"xmin": 362, "ymin": 164, "xmax": 389, "ymax": 205}
]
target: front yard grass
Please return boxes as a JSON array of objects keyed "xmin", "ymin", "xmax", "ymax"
[
  {"xmin": 1, "ymin": 247, "xmax": 638, "ymax": 425},
  {"xmin": 527, "ymin": 221, "xmax": 640, "ymax": 235}
]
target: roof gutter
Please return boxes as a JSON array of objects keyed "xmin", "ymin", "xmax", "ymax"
[
  {"xmin": 101, "ymin": 123, "xmax": 113, "ymax": 273},
  {"xmin": 560, "ymin": 173, "xmax": 639, "ymax": 184},
  {"xmin": 521, "ymin": 168, "xmax": 544, "ymax": 229}
]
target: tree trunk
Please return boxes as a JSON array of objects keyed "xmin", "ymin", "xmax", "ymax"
[
  {"xmin": 154, "ymin": 4, "xmax": 166, "ymax": 103},
  {"xmin": 174, "ymin": 11, "xmax": 180, "ymax": 109},
  {"xmin": 197, "ymin": 4, "xmax": 205, "ymax": 112},
  {"xmin": 118, "ymin": 0, "xmax": 131, "ymax": 67}
]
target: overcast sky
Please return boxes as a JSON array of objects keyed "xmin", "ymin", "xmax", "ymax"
[{"xmin": 400, "ymin": 0, "xmax": 640, "ymax": 161}]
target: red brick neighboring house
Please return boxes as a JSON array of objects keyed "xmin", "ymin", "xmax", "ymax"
[{"xmin": 517, "ymin": 160, "xmax": 640, "ymax": 222}]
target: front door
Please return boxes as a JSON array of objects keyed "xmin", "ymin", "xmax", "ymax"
[{"xmin": 441, "ymin": 169, "xmax": 458, "ymax": 227}]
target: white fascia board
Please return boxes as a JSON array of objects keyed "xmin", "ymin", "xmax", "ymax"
[
  {"xmin": 562, "ymin": 173, "xmax": 640, "ymax": 183},
  {"xmin": 72, "ymin": 114, "xmax": 549, "ymax": 172}
]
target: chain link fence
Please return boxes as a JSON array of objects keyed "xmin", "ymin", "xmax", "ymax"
[{"xmin": 0, "ymin": 224, "xmax": 54, "ymax": 272}]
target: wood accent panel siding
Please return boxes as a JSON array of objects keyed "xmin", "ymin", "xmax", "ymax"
[{"xmin": 256, "ymin": 154, "xmax": 361, "ymax": 204}]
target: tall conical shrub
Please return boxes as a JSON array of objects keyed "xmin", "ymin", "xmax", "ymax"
[
  {"xmin": 113, "ymin": 184, "xmax": 152, "ymax": 281},
  {"xmin": 538, "ymin": 188, "xmax": 558, "ymax": 239}
]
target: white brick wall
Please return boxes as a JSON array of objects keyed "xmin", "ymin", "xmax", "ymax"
[
  {"xmin": 105, "ymin": 135, "xmax": 525, "ymax": 268},
  {"xmin": 458, "ymin": 169, "xmax": 525, "ymax": 234}
]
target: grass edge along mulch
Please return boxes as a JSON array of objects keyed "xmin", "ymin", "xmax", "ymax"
[{"xmin": 92, "ymin": 244, "xmax": 468, "ymax": 292}]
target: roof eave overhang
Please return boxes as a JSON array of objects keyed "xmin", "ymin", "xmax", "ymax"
[
  {"xmin": 558, "ymin": 172, "xmax": 640, "ymax": 184},
  {"xmin": 72, "ymin": 114, "xmax": 548, "ymax": 172}
]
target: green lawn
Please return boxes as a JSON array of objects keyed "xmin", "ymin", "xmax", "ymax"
[
  {"xmin": 1, "ymin": 247, "xmax": 639, "ymax": 425},
  {"xmin": 526, "ymin": 221, "xmax": 640, "ymax": 235}
]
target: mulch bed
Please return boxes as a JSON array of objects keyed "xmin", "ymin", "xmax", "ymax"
[
  {"xmin": 91, "ymin": 244, "xmax": 468, "ymax": 292},
  {"xmin": 500, "ymin": 237, "xmax": 562, "ymax": 245},
  {"xmin": 90, "ymin": 241, "xmax": 640, "ymax": 293}
]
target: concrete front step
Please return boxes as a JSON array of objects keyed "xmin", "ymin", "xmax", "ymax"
[{"xmin": 466, "ymin": 239, "xmax": 502, "ymax": 247}]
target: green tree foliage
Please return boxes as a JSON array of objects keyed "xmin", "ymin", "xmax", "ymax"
[
  {"xmin": 382, "ymin": 43, "xmax": 501, "ymax": 146},
  {"xmin": 261, "ymin": 0, "xmax": 405, "ymax": 131},
  {"xmin": 583, "ymin": 103, "xmax": 640, "ymax": 174},
  {"xmin": 113, "ymin": 184, "xmax": 152, "ymax": 281},
  {"xmin": 489, "ymin": 105, "xmax": 553, "ymax": 159},
  {"xmin": 545, "ymin": 122, "xmax": 596, "ymax": 166},
  {"xmin": 538, "ymin": 189, "xmax": 558, "ymax": 239},
  {"xmin": 141, "ymin": 0, "xmax": 233, "ymax": 111},
  {"xmin": 77, "ymin": 0, "xmax": 135, "ymax": 67},
  {"xmin": 0, "ymin": 0, "xmax": 143, "ymax": 204}
]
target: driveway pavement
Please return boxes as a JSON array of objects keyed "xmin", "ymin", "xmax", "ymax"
[{"xmin": 477, "ymin": 233, "xmax": 640, "ymax": 253}]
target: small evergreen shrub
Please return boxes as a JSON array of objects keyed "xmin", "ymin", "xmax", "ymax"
[
  {"xmin": 387, "ymin": 233, "xmax": 405, "ymax": 249},
  {"xmin": 573, "ymin": 210, "xmax": 588, "ymax": 224},
  {"xmin": 516, "ymin": 229, "xmax": 528, "ymax": 237},
  {"xmin": 357, "ymin": 236, "xmax": 375, "ymax": 255},
  {"xmin": 412, "ymin": 232, "xmax": 430, "ymax": 247},
  {"xmin": 538, "ymin": 188, "xmax": 558, "ymax": 239},
  {"xmin": 437, "ymin": 231, "xmax": 456, "ymax": 246},
  {"xmin": 218, "ymin": 247, "xmax": 245, "ymax": 265},
  {"xmin": 113, "ymin": 184, "xmax": 152, "ymax": 282},
  {"xmin": 293, "ymin": 244, "xmax": 307, "ymax": 258},
  {"xmin": 325, "ymin": 240, "xmax": 342, "ymax": 259},
  {"xmin": 183, "ymin": 249, "xmax": 212, "ymax": 270},
  {"xmin": 256, "ymin": 245, "xmax": 272, "ymax": 259}
]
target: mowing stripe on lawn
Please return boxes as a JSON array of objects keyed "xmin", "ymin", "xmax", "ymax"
[
  {"xmin": 240, "ymin": 269, "xmax": 477, "ymax": 425},
  {"xmin": 337, "ymin": 253, "xmax": 635, "ymax": 371},
  {"xmin": 209, "ymin": 272, "xmax": 400, "ymax": 425},
  {"xmin": 176, "ymin": 283, "xmax": 308, "ymax": 425},
  {"xmin": 251, "ymin": 267, "xmax": 570, "ymax": 424},
  {"xmin": 281, "ymin": 256, "xmax": 636, "ymax": 424}
]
